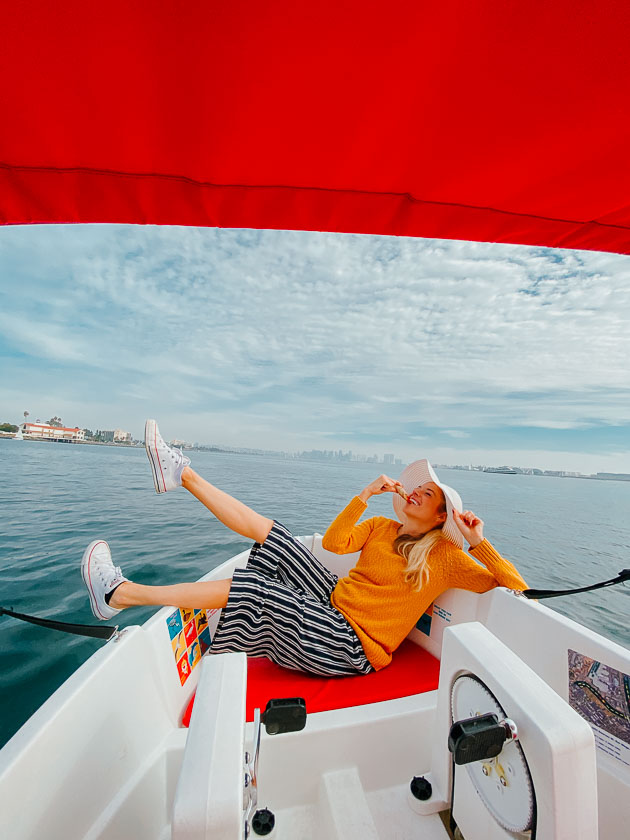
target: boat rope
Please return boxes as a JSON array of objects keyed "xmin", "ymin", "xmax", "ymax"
[
  {"xmin": 2, "ymin": 571, "xmax": 628, "ymax": 639},
  {"xmin": 0, "ymin": 606, "xmax": 118, "ymax": 640},
  {"xmin": 522, "ymin": 569, "xmax": 630, "ymax": 600}
]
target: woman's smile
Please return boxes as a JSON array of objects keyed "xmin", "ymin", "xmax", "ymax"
[{"xmin": 400, "ymin": 482, "xmax": 448, "ymax": 532}]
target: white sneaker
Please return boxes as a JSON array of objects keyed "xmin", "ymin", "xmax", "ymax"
[
  {"xmin": 145, "ymin": 419, "xmax": 191, "ymax": 494},
  {"xmin": 81, "ymin": 540, "xmax": 128, "ymax": 620}
]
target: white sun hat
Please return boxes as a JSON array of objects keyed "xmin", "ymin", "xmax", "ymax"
[{"xmin": 392, "ymin": 459, "xmax": 464, "ymax": 549}]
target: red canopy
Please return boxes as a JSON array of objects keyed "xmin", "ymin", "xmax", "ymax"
[{"xmin": 2, "ymin": 1, "xmax": 629, "ymax": 253}]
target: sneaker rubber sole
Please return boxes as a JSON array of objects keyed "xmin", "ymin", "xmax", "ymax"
[
  {"xmin": 81, "ymin": 539, "xmax": 115, "ymax": 621},
  {"xmin": 145, "ymin": 418, "xmax": 165, "ymax": 493}
]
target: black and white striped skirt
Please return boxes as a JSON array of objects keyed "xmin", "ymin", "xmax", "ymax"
[{"xmin": 209, "ymin": 520, "xmax": 373, "ymax": 676}]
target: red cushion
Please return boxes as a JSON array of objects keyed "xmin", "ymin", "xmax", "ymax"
[{"xmin": 181, "ymin": 640, "xmax": 439, "ymax": 727}]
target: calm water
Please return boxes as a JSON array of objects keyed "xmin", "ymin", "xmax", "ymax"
[{"xmin": 1, "ymin": 439, "xmax": 629, "ymax": 748}]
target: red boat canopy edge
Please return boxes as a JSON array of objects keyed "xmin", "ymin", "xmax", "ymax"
[{"xmin": 2, "ymin": 2, "xmax": 629, "ymax": 254}]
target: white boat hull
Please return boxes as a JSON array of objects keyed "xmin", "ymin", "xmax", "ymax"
[{"xmin": 1, "ymin": 536, "xmax": 629, "ymax": 839}]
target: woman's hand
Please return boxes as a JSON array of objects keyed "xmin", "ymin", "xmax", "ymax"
[
  {"xmin": 358, "ymin": 475, "xmax": 404, "ymax": 504},
  {"xmin": 454, "ymin": 510, "xmax": 485, "ymax": 549}
]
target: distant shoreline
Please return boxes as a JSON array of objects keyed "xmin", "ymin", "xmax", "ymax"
[
  {"xmin": 1, "ymin": 435, "xmax": 141, "ymax": 449},
  {"xmin": 3, "ymin": 435, "xmax": 630, "ymax": 483}
]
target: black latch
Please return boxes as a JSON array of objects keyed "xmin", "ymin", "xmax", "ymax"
[
  {"xmin": 261, "ymin": 698, "xmax": 307, "ymax": 734},
  {"xmin": 252, "ymin": 807, "xmax": 275, "ymax": 836},
  {"xmin": 448, "ymin": 713, "xmax": 511, "ymax": 765},
  {"xmin": 410, "ymin": 776, "xmax": 433, "ymax": 800}
]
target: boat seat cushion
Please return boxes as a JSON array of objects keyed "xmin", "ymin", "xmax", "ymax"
[{"xmin": 181, "ymin": 639, "xmax": 439, "ymax": 726}]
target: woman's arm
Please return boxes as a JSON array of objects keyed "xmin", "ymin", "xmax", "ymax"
[
  {"xmin": 322, "ymin": 475, "xmax": 403, "ymax": 554},
  {"xmin": 467, "ymin": 539, "xmax": 528, "ymax": 590},
  {"xmin": 357, "ymin": 474, "xmax": 405, "ymax": 504},
  {"xmin": 452, "ymin": 509, "xmax": 528, "ymax": 591}
]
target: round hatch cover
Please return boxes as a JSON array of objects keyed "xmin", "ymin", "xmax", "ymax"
[{"xmin": 451, "ymin": 675, "xmax": 535, "ymax": 833}]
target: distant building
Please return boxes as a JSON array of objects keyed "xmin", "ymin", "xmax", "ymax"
[
  {"xmin": 113, "ymin": 429, "xmax": 132, "ymax": 443},
  {"xmin": 383, "ymin": 453, "xmax": 394, "ymax": 465},
  {"xmin": 24, "ymin": 423, "xmax": 85, "ymax": 441},
  {"xmin": 96, "ymin": 430, "xmax": 115, "ymax": 442},
  {"xmin": 596, "ymin": 472, "xmax": 630, "ymax": 481}
]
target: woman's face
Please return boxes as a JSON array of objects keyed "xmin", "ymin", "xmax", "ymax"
[{"xmin": 402, "ymin": 481, "xmax": 447, "ymax": 534}]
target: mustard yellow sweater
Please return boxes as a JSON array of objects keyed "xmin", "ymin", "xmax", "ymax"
[{"xmin": 324, "ymin": 496, "xmax": 528, "ymax": 670}]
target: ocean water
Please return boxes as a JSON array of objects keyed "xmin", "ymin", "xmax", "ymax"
[{"xmin": 1, "ymin": 439, "xmax": 629, "ymax": 748}]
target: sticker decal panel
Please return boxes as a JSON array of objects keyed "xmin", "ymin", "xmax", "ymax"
[{"xmin": 167, "ymin": 607, "xmax": 213, "ymax": 684}]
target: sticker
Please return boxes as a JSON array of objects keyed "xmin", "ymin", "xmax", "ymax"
[
  {"xmin": 195, "ymin": 611, "xmax": 209, "ymax": 634},
  {"xmin": 433, "ymin": 603, "xmax": 452, "ymax": 622},
  {"xmin": 176, "ymin": 652, "xmax": 191, "ymax": 686},
  {"xmin": 416, "ymin": 609, "xmax": 432, "ymax": 636},
  {"xmin": 166, "ymin": 610, "xmax": 183, "ymax": 640},
  {"xmin": 198, "ymin": 627, "xmax": 212, "ymax": 654},
  {"xmin": 181, "ymin": 607, "xmax": 195, "ymax": 626},
  {"xmin": 171, "ymin": 630, "xmax": 187, "ymax": 661},
  {"xmin": 167, "ymin": 608, "xmax": 210, "ymax": 685},
  {"xmin": 568, "ymin": 650, "xmax": 630, "ymax": 770},
  {"xmin": 184, "ymin": 618, "xmax": 198, "ymax": 647},
  {"xmin": 188, "ymin": 640, "xmax": 202, "ymax": 670}
]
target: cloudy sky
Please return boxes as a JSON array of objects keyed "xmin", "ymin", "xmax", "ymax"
[{"xmin": 1, "ymin": 224, "xmax": 629, "ymax": 473}]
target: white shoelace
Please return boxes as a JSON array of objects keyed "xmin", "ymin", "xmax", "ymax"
[
  {"xmin": 158, "ymin": 440, "xmax": 184, "ymax": 465},
  {"xmin": 98, "ymin": 563, "xmax": 123, "ymax": 588}
]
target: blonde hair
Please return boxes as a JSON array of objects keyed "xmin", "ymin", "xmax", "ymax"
[{"xmin": 394, "ymin": 528, "xmax": 447, "ymax": 591}]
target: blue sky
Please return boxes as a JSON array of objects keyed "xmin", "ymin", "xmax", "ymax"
[{"xmin": 1, "ymin": 224, "xmax": 629, "ymax": 473}]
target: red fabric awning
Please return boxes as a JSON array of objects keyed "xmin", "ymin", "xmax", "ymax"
[{"xmin": 2, "ymin": 1, "xmax": 629, "ymax": 253}]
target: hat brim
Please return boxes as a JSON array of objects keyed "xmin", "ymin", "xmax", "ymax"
[{"xmin": 393, "ymin": 459, "xmax": 464, "ymax": 549}]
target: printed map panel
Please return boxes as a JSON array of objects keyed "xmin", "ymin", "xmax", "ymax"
[
  {"xmin": 568, "ymin": 649, "xmax": 630, "ymax": 770},
  {"xmin": 167, "ymin": 607, "xmax": 213, "ymax": 685}
]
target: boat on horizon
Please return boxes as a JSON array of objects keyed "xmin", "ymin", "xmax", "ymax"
[{"xmin": 483, "ymin": 467, "xmax": 518, "ymax": 475}]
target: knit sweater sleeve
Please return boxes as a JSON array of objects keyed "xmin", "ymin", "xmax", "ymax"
[
  {"xmin": 449, "ymin": 539, "xmax": 528, "ymax": 592},
  {"xmin": 321, "ymin": 496, "xmax": 376, "ymax": 554}
]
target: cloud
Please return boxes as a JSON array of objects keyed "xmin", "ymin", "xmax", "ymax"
[
  {"xmin": 0, "ymin": 312, "xmax": 87, "ymax": 363},
  {"xmin": 1, "ymin": 224, "xmax": 630, "ymax": 470}
]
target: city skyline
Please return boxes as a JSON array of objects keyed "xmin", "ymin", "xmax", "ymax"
[
  {"xmin": 4, "ymin": 417, "xmax": 630, "ymax": 480},
  {"xmin": 2, "ymin": 225, "xmax": 630, "ymax": 474}
]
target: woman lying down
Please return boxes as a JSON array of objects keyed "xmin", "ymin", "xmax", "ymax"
[{"xmin": 81, "ymin": 420, "xmax": 527, "ymax": 676}]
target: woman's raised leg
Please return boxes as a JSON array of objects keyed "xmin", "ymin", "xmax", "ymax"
[
  {"xmin": 181, "ymin": 467, "xmax": 273, "ymax": 544},
  {"xmin": 145, "ymin": 418, "xmax": 273, "ymax": 544}
]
